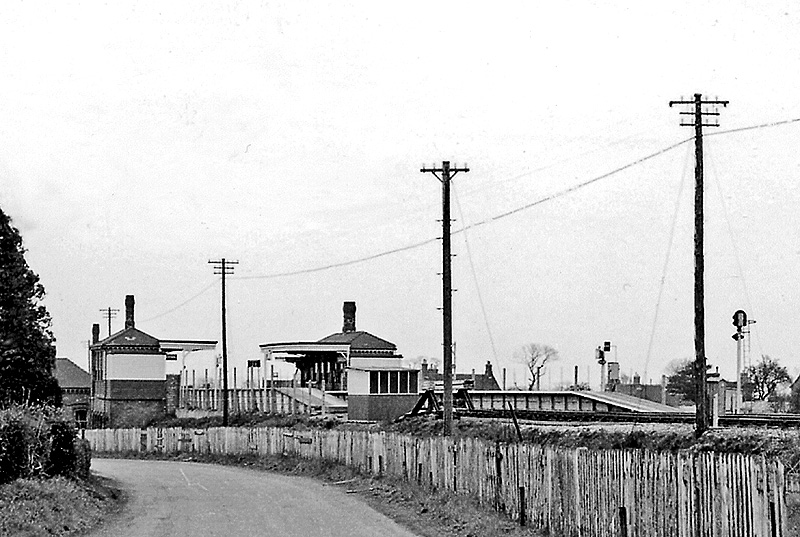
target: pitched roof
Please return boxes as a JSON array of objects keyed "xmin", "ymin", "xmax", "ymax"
[
  {"xmin": 54, "ymin": 358, "xmax": 90, "ymax": 389},
  {"xmin": 317, "ymin": 331, "xmax": 396, "ymax": 351},
  {"xmin": 92, "ymin": 326, "xmax": 161, "ymax": 350}
]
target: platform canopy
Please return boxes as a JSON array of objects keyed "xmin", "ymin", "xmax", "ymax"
[
  {"xmin": 259, "ymin": 342, "xmax": 351, "ymax": 364},
  {"xmin": 159, "ymin": 339, "xmax": 218, "ymax": 353}
]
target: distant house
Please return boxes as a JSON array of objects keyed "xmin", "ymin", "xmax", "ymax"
[
  {"xmin": 421, "ymin": 360, "xmax": 500, "ymax": 391},
  {"xmin": 54, "ymin": 357, "xmax": 90, "ymax": 428},
  {"xmin": 613, "ymin": 373, "xmax": 680, "ymax": 408}
]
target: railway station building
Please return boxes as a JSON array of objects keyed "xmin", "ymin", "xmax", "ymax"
[{"xmin": 260, "ymin": 301, "xmax": 420, "ymax": 421}]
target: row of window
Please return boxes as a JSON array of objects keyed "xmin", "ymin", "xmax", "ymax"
[{"xmin": 369, "ymin": 371, "xmax": 418, "ymax": 394}]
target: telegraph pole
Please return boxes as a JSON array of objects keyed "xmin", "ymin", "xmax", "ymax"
[
  {"xmin": 420, "ymin": 160, "xmax": 469, "ymax": 436},
  {"xmin": 99, "ymin": 307, "xmax": 119, "ymax": 337},
  {"xmin": 669, "ymin": 93, "xmax": 728, "ymax": 436},
  {"xmin": 209, "ymin": 258, "xmax": 238, "ymax": 426}
]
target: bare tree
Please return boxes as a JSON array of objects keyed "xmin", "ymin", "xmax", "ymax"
[
  {"xmin": 745, "ymin": 355, "xmax": 791, "ymax": 401},
  {"xmin": 514, "ymin": 343, "xmax": 559, "ymax": 390}
]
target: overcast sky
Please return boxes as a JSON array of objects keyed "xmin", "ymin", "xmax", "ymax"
[{"xmin": 2, "ymin": 1, "xmax": 800, "ymax": 389}]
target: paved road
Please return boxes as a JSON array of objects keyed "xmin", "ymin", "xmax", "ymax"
[{"xmin": 89, "ymin": 459, "xmax": 420, "ymax": 537}]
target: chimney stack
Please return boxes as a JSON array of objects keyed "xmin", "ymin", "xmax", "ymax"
[
  {"xmin": 92, "ymin": 324, "xmax": 100, "ymax": 344},
  {"xmin": 342, "ymin": 301, "xmax": 356, "ymax": 333},
  {"xmin": 125, "ymin": 295, "xmax": 135, "ymax": 329},
  {"xmin": 485, "ymin": 360, "xmax": 493, "ymax": 378}
]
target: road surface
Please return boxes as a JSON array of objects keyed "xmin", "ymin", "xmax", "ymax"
[{"xmin": 89, "ymin": 459, "xmax": 420, "ymax": 537}]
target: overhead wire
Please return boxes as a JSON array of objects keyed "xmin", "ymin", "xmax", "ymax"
[
  {"xmin": 237, "ymin": 137, "xmax": 694, "ymax": 280},
  {"xmin": 144, "ymin": 116, "xmax": 800, "ymax": 321},
  {"xmin": 140, "ymin": 278, "xmax": 220, "ymax": 323}
]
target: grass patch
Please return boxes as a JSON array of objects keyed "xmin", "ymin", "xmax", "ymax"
[
  {"xmin": 0, "ymin": 476, "xmax": 122, "ymax": 537},
  {"xmin": 95, "ymin": 450, "xmax": 543, "ymax": 536}
]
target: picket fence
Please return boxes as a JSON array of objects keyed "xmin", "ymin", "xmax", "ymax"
[{"xmin": 87, "ymin": 427, "xmax": 787, "ymax": 537}]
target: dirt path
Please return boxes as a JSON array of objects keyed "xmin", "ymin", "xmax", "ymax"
[{"xmin": 88, "ymin": 459, "xmax": 421, "ymax": 537}]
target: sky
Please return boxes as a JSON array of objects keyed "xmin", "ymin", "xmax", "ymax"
[{"xmin": 2, "ymin": 1, "xmax": 800, "ymax": 390}]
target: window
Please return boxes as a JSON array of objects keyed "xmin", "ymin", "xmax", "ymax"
[
  {"xmin": 369, "ymin": 372, "xmax": 379, "ymax": 394},
  {"xmin": 379, "ymin": 371, "xmax": 389, "ymax": 393},
  {"xmin": 368, "ymin": 370, "xmax": 419, "ymax": 394}
]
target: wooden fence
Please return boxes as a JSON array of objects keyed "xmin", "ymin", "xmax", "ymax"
[{"xmin": 87, "ymin": 427, "xmax": 787, "ymax": 537}]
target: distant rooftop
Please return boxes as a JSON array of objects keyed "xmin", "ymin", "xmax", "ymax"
[{"xmin": 54, "ymin": 358, "xmax": 90, "ymax": 389}]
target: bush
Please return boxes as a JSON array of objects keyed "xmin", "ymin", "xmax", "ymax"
[
  {"xmin": 0, "ymin": 419, "xmax": 27, "ymax": 484},
  {"xmin": 0, "ymin": 404, "xmax": 89, "ymax": 481},
  {"xmin": 73, "ymin": 438, "xmax": 91, "ymax": 479},
  {"xmin": 45, "ymin": 421, "xmax": 76, "ymax": 477}
]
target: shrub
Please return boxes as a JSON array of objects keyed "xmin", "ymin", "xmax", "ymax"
[
  {"xmin": 0, "ymin": 419, "xmax": 27, "ymax": 484},
  {"xmin": 73, "ymin": 438, "xmax": 91, "ymax": 479},
  {"xmin": 0, "ymin": 404, "xmax": 89, "ymax": 481},
  {"xmin": 45, "ymin": 421, "xmax": 76, "ymax": 477}
]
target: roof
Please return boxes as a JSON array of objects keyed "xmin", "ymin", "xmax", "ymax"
[
  {"xmin": 317, "ymin": 331, "xmax": 396, "ymax": 351},
  {"xmin": 580, "ymin": 391, "xmax": 682, "ymax": 413},
  {"xmin": 260, "ymin": 342, "xmax": 351, "ymax": 354},
  {"xmin": 91, "ymin": 326, "xmax": 161, "ymax": 350},
  {"xmin": 54, "ymin": 358, "xmax": 91, "ymax": 389}
]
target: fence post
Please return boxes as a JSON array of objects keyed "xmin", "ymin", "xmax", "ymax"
[
  {"xmin": 619, "ymin": 506, "xmax": 628, "ymax": 537},
  {"xmin": 495, "ymin": 440, "xmax": 504, "ymax": 512}
]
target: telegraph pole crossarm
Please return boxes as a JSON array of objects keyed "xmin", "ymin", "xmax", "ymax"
[
  {"xmin": 669, "ymin": 93, "xmax": 727, "ymax": 437},
  {"xmin": 99, "ymin": 307, "xmax": 120, "ymax": 338},
  {"xmin": 209, "ymin": 258, "xmax": 238, "ymax": 427},
  {"xmin": 420, "ymin": 161, "xmax": 469, "ymax": 437}
]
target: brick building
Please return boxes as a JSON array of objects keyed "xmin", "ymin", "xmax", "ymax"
[
  {"xmin": 90, "ymin": 296, "xmax": 167, "ymax": 427},
  {"xmin": 54, "ymin": 357, "xmax": 90, "ymax": 428},
  {"xmin": 89, "ymin": 295, "xmax": 216, "ymax": 427}
]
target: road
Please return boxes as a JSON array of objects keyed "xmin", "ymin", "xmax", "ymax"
[{"xmin": 89, "ymin": 459, "xmax": 420, "ymax": 537}]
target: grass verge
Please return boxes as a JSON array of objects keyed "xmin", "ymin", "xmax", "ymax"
[
  {"xmin": 0, "ymin": 475, "xmax": 123, "ymax": 537},
  {"xmin": 94, "ymin": 450, "xmax": 543, "ymax": 537}
]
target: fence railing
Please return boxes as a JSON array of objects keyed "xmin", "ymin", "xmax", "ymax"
[
  {"xmin": 180, "ymin": 386, "xmax": 300, "ymax": 414},
  {"xmin": 87, "ymin": 427, "xmax": 787, "ymax": 537}
]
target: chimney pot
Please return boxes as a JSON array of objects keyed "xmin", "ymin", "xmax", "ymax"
[
  {"xmin": 125, "ymin": 295, "xmax": 135, "ymax": 329},
  {"xmin": 342, "ymin": 301, "xmax": 356, "ymax": 333},
  {"xmin": 92, "ymin": 324, "xmax": 100, "ymax": 344}
]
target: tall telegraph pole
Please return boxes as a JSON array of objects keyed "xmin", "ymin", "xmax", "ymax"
[
  {"xmin": 209, "ymin": 258, "xmax": 238, "ymax": 426},
  {"xmin": 669, "ymin": 93, "xmax": 728, "ymax": 436},
  {"xmin": 420, "ymin": 161, "xmax": 469, "ymax": 436}
]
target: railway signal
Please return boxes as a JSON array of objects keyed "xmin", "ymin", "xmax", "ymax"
[{"xmin": 732, "ymin": 309, "xmax": 755, "ymax": 414}]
